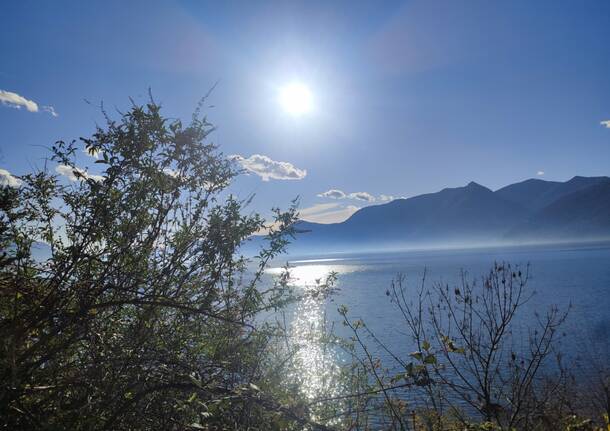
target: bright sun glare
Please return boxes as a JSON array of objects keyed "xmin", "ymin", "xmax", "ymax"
[{"xmin": 279, "ymin": 82, "xmax": 313, "ymax": 116}]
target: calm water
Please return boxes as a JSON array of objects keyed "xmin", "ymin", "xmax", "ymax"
[{"xmin": 265, "ymin": 242, "xmax": 610, "ymax": 401}]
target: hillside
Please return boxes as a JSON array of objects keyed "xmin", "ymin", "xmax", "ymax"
[{"xmin": 278, "ymin": 176, "xmax": 610, "ymax": 253}]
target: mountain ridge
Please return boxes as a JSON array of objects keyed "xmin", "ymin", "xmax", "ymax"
[{"xmin": 281, "ymin": 176, "xmax": 610, "ymax": 253}]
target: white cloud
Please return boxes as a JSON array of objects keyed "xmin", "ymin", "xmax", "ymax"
[
  {"xmin": 379, "ymin": 194, "xmax": 404, "ymax": 202},
  {"xmin": 299, "ymin": 203, "xmax": 360, "ymax": 224},
  {"xmin": 56, "ymin": 164, "xmax": 103, "ymax": 182},
  {"xmin": 229, "ymin": 154, "xmax": 306, "ymax": 181},
  {"xmin": 318, "ymin": 188, "xmax": 377, "ymax": 202},
  {"xmin": 42, "ymin": 105, "xmax": 59, "ymax": 117},
  {"xmin": 317, "ymin": 189, "xmax": 347, "ymax": 199},
  {"xmin": 0, "ymin": 89, "xmax": 58, "ymax": 117},
  {"xmin": 318, "ymin": 188, "xmax": 403, "ymax": 203},
  {"xmin": 0, "ymin": 168, "xmax": 22, "ymax": 187},
  {"xmin": 0, "ymin": 90, "xmax": 38, "ymax": 112},
  {"xmin": 537, "ymin": 171, "xmax": 545, "ymax": 176},
  {"xmin": 348, "ymin": 191, "xmax": 376, "ymax": 202},
  {"xmin": 600, "ymin": 120, "xmax": 610, "ymax": 128}
]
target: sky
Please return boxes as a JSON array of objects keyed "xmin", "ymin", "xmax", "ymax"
[{"xmin": 1, "ymin": 0, "xmax": 609, "ymax": 224}]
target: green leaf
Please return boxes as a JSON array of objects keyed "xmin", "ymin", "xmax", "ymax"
[
  {"xmin": 424, "ymin": 354, "xmax": 437, "ymax": 365},
  {"xmin": 410, "ymin": 351, "xmax": 423, "ymax": 361}
]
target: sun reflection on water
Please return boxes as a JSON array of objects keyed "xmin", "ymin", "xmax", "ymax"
[{"xmin": 266, "ymin": 261, "xmax": 359, "ymax": 401}]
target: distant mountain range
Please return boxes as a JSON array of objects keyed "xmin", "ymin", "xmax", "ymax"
[{"xmin": 272, "ymin": 176, "xmax": 610, "ymax": 254}]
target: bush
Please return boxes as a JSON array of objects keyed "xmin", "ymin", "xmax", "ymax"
[{"xmin": 0, "ymin": 98, "xmax": 322, "ymax": 430}]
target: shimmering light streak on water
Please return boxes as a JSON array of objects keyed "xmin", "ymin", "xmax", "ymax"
[{"xmin": 266, "ymin": 262, "xmax": 360, "ymax": 401}]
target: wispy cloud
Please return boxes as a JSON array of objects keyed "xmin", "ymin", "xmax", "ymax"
[
  {"xmin": 317, "ymin": 189, "xmax": 347, "ymax": 199},
  {"xmin": 537, "ymin": 171, "xmax": 545, "ymax": 176},
  {"xmin": 56, "ymin": 165, "xmax": 103, "ymax": 182},
  {"xmin": 299, "ymin": 203, "xmax": 360, "ymax": 224},
  {"xmin": 299, "ymin": 203, "xmax": 342, "ymax": 217},
  {"xmin": 0, "ymin": 168, "xmax": 22, "ymax": 188},
  {"xmin": 348, "ymin": 191, "xmax": 376, "ymax": 202},
  {"xmin": 379, "ymin": 194, "xmax": 404, "ymax": 202},
  {"xmin": 229, "ymin": 154, "xmax": 306, "ymax": 181},
  {"xmin": 0, "ymin": 89, "xmax": 58, "ymax": 117},
  {"xmin": 42, "ymin": 105, "xmax": 59, "ymax": 117},
  {"xmin": 600, "ymin": 120, "xmax": 610, "ymax": 128},
  {"xmin": 318, "ymin": 188, "xmax": 403, "ymax": 203},
  {"xmin": 318, "ymin": 188, "xmax": 374, "ymax": 201}
]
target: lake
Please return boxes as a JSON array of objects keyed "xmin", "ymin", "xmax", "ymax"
[{"xmin": 265, "ymin": 241, "xmax": 610, "ymax": 404}]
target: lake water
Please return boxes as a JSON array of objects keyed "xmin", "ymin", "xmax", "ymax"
[{"xmin": 265, "ymin": 242, "xmax": 610, "ymax": 405}]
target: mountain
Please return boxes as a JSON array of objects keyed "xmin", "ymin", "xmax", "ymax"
[
  {"xmin": 507, "ymin": 178, "xmax": 610, "ymax": 239},
  {"xmin": 494, "ymin": 178, "xmax": 561, "ymax": 211},
  {"xmin": 279, "ymin": 176, "xmax": 610, "ymax": 253},
  {"xmin": 338, "ymin": 182, "xmax": 525, "ymax": 242},
  {"xmin": 495, "ymin": 176, "xmax": 609, "ymax": 211}
]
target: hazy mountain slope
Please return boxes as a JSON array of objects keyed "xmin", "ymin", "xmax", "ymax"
[
  {"xmin": 496, "ymin": 176, "xmax": 609, "ymax": 211},
  {"xmin": 507, "ymin": 178, "xmax": 610, "ymax": 239},
  {"xmin": 495, "ymin": 178, "xmax": 561, "ymax": 210},
  {"xmin": 341, "ymin": 182, "xmax": 526, "ymax": 241}
]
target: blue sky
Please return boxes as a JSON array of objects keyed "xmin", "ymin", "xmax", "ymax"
[{"xmin": 1, "ymin": 0, "xmax": 609, "ymax": 223}]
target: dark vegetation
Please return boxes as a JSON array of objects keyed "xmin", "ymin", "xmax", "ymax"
[
  {"xmin": 336, "ymin": 267, "xmax": 609, "ymax": 430},
  {"xmin": 1, "ymin": 100, "xmax": 608, "ymax": 430}
]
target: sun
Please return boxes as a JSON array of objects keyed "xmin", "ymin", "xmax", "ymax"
[{"xmin": 279, "ymin": 82, "xmax": 313, "ymax": 116}]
